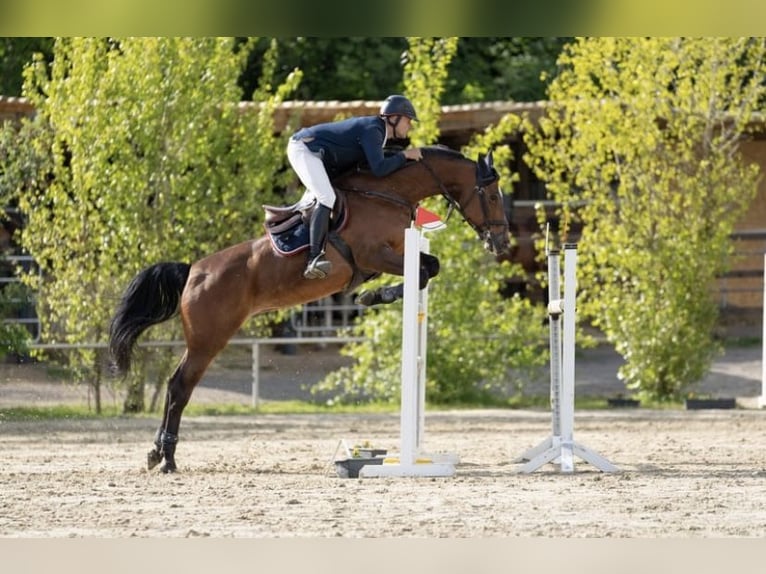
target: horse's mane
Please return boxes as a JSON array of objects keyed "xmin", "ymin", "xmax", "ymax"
[{"xmin": 420, "ymin": 145, "xmax": 468, "ymax": 162}]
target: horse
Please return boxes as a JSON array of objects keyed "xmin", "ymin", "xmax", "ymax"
[{"xmin": 108, "ymin": 145, "xmax": 511, "ymax": 473}]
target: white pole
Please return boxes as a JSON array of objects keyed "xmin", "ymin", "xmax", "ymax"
[
  {"xmin": 559, "ymin": 244, "xmax": 577, "ymax": 472},
  {"xmin": 416, "ymin": 233, "xmax": 430, "ymax": 451},
  {"xmin": 760, "ymin": 254, "xmax": 766, "ymax": 408},
  {"xmin": 548, "ymin": 250, "xmax": 562, "ymax": 441},
  {"xmin": 399, "ymin": 226, "xmax": 421, "ymax": 466},
  {"xmin": 251, "ymin": 342, "xmax": 260, "ymax": 409}
]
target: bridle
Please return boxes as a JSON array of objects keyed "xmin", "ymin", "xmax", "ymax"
[{"xmin": 421, "ymin": 159, "xmax": 509, "ymax": 254}]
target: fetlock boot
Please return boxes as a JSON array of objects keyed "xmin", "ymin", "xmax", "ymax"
[
  {"xmin": 159, "ymin": 431, "xmax": 178, "ymax": 474},
  {"xmin": 304, "ymin": 204, "xmax": 333, "ymax": 279}
]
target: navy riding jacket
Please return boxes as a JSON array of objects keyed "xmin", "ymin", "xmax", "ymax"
[{"xmin": 292, "ymin": 116, "xmax": 406, "ymax": 177}]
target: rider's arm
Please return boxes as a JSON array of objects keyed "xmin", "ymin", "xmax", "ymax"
[{"xmin": 360, "ymin": 124, "xmax": 408, "ymax": 177}]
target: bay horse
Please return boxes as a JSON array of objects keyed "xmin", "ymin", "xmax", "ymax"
[{"xmin": 108, "ymin": 146, "xmax": 510, "ymax": 473}]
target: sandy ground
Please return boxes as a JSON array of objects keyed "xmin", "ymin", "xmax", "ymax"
[
  {"xmin": 0, "ymin": 409, "xmax": 765, "ymax": 538},
  {"xmin": 1, "ymin": 343, "xmax": 765, "ymax": 538}
]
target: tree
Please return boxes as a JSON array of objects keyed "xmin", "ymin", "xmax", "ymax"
[
  {"xmin": 239, "ymin": 37, "xmax": 408, "ymax": 101},
  {"xmin": 404, "ymin": 37, "xmax": 459, "ymax": 147},
  {"xmin": 12, "ymin": 37, "xmax": 300, "ymax": 412},
  {"xmin": 447, "ymin": 37, "xmax": 571, "ymax": 103},
  {"xmin": 0, "ymin": 38, "xmax": 54, "ymax": 96},
  {"xmin": 312, "ymin": 38, "xmax": 547, "ymax": 405},
  {"xmin": 524, "ymin": 37, "xmax": 766, "ymax": 401},
  {"xmin": 2, "ymin": 38, "xmax": 570, "ymax": 105},
  {"xmin": 237, "ymin": 37, "xmax": 570, "ymax": 104}
]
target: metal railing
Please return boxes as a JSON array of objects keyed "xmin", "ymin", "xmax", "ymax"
[
  {"xmin": 29, "ymin": 335, "xmax": 365, "ymax": 409},
  {"xmin": 288, "ymin": 293, "xmax": 366, "ymax": 337},
  {"xmin": 1, "ymin": 254, "xmax": 41, "ymax": 342}
]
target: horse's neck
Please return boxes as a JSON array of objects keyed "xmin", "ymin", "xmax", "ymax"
[{"xmin": 336, "ymin": 163, "xmax": 448, "ymax": 205}]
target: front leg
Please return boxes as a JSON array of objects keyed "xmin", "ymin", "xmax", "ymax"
[
  {"xmin": 355, "ymin": 252, "xmax": 440, "ymax": 307},
  {"xmin": 420, "ymin": 253, "xmax": 440, "ymax": 285},
  {"xmin": 355, "ymin": 283, "xmax": 404, "ymax": 306}
]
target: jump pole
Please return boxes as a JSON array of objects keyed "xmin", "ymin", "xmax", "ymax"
[
  {"xmin": 516, "ymin": 242, "xmax": 618, "ymax": 473},
  {"xmin": 360, "ymin": 225, "xmax": 457, "ymax": 477},
  {"xmin": 760, "ymin": 253, "xmax": 766, "ymax": 409}
]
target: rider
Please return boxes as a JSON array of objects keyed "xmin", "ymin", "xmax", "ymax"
[{"xmin": 287, "ymin": 94, "xmax": 423, "ymax": 279}]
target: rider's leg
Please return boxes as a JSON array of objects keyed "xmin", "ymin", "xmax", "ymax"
[
  {"xmin": 304, "ymin": 203, "xmax": 333, "ymax": 279},
  {"xmin": 286, "ymin": 138, "xmax": 336, "ymax": 279}
]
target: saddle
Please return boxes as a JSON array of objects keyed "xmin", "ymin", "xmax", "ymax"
[{"xmin": 263, "ymin": 190, "xmax": 348, "ymax": 256}]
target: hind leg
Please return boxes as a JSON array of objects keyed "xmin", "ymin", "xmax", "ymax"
[
  {"xmin": 149, "ymin": 302, "xmax": 251, "ymax": 471},
  {"xmin": 147, "ymin": 349, "xmax": 216, "ymax": 473}
]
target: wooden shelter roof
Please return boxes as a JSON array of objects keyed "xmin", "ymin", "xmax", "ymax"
[{"xmin": 1, "ymin": 95, "xmax": 546, "ymax": 142}]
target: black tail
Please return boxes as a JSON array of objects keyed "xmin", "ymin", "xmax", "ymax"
[{"xmin": 108, "ymin": 262, "xmax": 191, "ymax": 374}]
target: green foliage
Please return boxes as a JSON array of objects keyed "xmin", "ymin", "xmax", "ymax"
[
  {"xmin": 0, "ymin": 38, "xmax": 54, "ymax": 96},
  {"xmin": 7, "ymin": 37, "xmax": 300, "ymax": 411},
  {"xmin": 0, "ymin": 404, "xmax": 126, "ymax": 421},
  {"xmin": 448, "ymin": 37, "xmax": 571, "ymax": 103},
  {"xmin": 2, "ymin": 37, "xmax": 570, "ymax": 105},
  {"xmin": 462, "ymin": 112, "xmax": 523, "ymax": 192},
  {"xmin": 240, "ymin": 38, "xmax": 409, "ymax": 102},
  {"xmin": 0, "ymin": 284, "xmax": 31, "ymax": 360},
  {"xmin": 525, "ymin": 37, "xmax": 766, "ymax": 401},
  {"xmin": 238, "ymin": 37, "xmax": 570, "ymax": 104},
  {"xmin": 403, "ymin": 37, "xmax": 459, "ymax": 147}
]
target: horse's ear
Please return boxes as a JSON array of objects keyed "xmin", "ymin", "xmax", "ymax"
[
  {"xmin": 476, "ymin": 151, "xmax": 496, "ymax": 182},
  {"xmin": 476, "ymin": 150, "xmax": 498, "ymax": 185},
  {"xmin": 476, "ymin": 153, "xmax": 489, "ymax": 179}
]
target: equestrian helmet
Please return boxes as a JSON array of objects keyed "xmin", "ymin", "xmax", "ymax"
[{"xmin": 380, "ymin": 95, "xmax": 418, "ymax": 121}]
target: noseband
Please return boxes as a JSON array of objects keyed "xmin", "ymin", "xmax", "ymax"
[{"xmin": 421, "ymin": 160, "xmax": 509, "ymax": 249}]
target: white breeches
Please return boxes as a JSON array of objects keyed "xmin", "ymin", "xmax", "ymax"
[{"xmin": 287, "ymin": 139, "xmax": 336, "ymax": 209}]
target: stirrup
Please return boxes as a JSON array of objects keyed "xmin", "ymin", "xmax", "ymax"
[{"xmin": 304, "ymin": 255, "xmax": 332, "ymax": 279}]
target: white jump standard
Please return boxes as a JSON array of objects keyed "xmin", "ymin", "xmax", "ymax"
[
  {"xmin": 516, "ymin": 243, "xmax": 618, "ymax": 473},
  {"xmin": 760, "ymin": 252, "xmax": 765, "ymax": 409},
  {"xmin": 360, "ymin": 226, "xmax": 458, "ymax": 477}
]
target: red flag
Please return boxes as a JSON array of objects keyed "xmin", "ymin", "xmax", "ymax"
[{"xmin": 415, "ymin": 206, "xmax": 446, "ymax": 231}]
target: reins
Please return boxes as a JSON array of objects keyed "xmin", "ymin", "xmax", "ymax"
[{"xmin": 351, "ymin": 189, "xmax": 416, "ymax": 219}]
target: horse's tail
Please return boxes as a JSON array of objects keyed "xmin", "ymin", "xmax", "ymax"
[{"xmin": 108, "ymin": 262, "xmax": 191, "ymax": 374}]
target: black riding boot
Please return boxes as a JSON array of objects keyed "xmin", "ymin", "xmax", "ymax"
[{"xmin": 304, "ymin": 204, "xmax": 332, "ymax": 279}]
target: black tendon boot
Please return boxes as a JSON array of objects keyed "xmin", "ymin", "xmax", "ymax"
[
  {"xmin": 304, "ymin": 204, "xmax": 333, "ymax": 279},
  {"xmin": 355, "ymin": 284, "xmax": 404, "ymax": 307},
  {"xmin": 159, "ymin": 431, "xmax": 179, "ymax": 473}
]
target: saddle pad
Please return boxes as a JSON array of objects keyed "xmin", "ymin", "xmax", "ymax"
[
  {"xmin": 264, "ymin": 194, "xmax": 349, "ymax": 257},
  {"xmin": 266, "ymin": 218, "xmax": 310, "ymax": 256}
]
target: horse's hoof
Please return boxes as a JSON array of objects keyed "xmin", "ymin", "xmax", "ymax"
[
  {"xmin": 147, "ymin": 449, "xmax": 162, "ymax": 470},
  {"xmin": 355, "ymin": 290, "xmax": 378, "ymax": 307}
]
